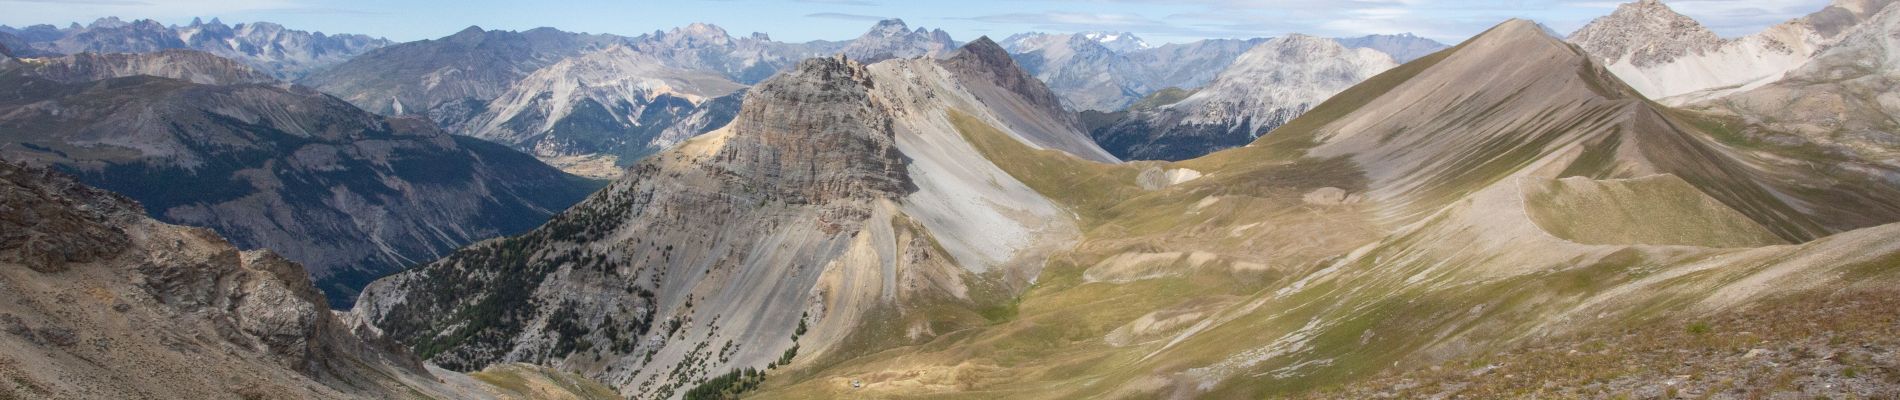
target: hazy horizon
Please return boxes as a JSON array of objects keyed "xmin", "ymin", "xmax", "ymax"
[{"xmin": 0, "ymin": 0, "xmax": 1832, "ymax": 46}]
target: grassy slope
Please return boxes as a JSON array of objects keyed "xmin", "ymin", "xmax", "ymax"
[
  {"xmin": 748, "ymin": 31, "xmax": 1900, "ymax": 398},
  {"xmin": 751, "ymin": 108, "xmax": 1386, "ymax": 398},
  {"xmin": 470, "ymin": 363, "xmax": 623, "ymax": 400},
  {"xmin": 1521, "ymin": 175, "xmax": 1786, "ymax": 247}
]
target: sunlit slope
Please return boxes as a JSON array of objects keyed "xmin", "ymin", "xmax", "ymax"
[{"xmin": 751, "ymin": 19, "xmax": 1900, "ymax": 399}]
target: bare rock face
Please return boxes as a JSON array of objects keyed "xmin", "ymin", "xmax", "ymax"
[
  {"xmin": 722, "ymin": 56, "xmax": 912, "ymax": 202},
  {"xmin": 0, "ymin": 159, "xmax": 479, "ymax": 398},
  {"xmin": 0, "ymin": 162, "xmax": 134, "ymax": 273},
  {"xmin": 1568, "ymin": 0, "xmax": 1723, "ymax": 68}
]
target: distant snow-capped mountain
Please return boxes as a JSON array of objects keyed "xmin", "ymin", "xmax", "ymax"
[{"xmin": 0, "ymin": 17, "xmax": 390, "ymax": 79}]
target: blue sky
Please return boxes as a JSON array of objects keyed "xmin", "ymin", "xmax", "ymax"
[{"xmin": 0, "ymin": 0, "xmax": 1832, "ymax": 45}]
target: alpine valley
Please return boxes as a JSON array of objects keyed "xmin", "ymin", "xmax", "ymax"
[{"xmin": 4, "ymin": 0, "xmax": 1900, "ymax": 399}]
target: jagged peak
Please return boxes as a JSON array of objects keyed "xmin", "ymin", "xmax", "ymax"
[
  {"xmin": 863, "ymin": 18, "xmax": 918, "ymax": 37},
  {"xmin": 678, "ymin": 22, "xmax": 729, "ymax": 36},
  {"xmin": 452, "ymin": 25, "xmax": 486, "ymax": 36},
  {"xmin": 87, "ymin": 17, "xmax": 127, "ymax": 29},
  {"xmin": 874, "ymin": 18, "xmax": 908, "ymax": 29}
]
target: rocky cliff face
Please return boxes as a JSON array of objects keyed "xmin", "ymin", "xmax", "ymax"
[
  {"xmin": 0, "ymin": 17, "xmax": 389, "ymax": 79},
  {"xmin": 0, "ymin": 159, "xmax": 482, "ymax": 399},
  {"xmin": 462, "ymin": 45, "xmax": 747, "ymax": 178},
  {"xmin": 298, "ymin": 26, "xmax": 626, "ymax": 132},
  {"xmin": 1568, "ymin": 0, "xmax": 1724, "ymax": 68},
  {"xmin": 1090, "ymin": 35, "xmax": 1397, "ymax": 160},
  {"xmin": 355, "ymin": 38, "xmax": 1106, "ymax": 399},
  {"xmin": 0, "ymin": 58, "xmax": 599, "ymax": 308}
]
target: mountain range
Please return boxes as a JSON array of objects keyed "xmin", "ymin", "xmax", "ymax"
[
  {"xmin": 6, "ymin": 1, "xmax": 1900, "ymax": 398},
  {"xmin": 6, "ymin": 16, "xmax": 1443, "ymax": 176},
  {"xmin": 1004, "ymin": 32, "xmax": 1444, "ymax": 112},
  {"xmin": 0, "ymin": 17, "xmax": 391, "ymax": 79},
  {"xmin": 1089, "ymin": 35, "xmax": 1398, "ymax": 160}
]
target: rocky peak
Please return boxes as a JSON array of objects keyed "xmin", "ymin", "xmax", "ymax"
[
  {"xmin": 86, "ymin": 17, "xmax": 129, "ymax": 30},
  {"xmin": 842, "ymin": 18, "xmax": 957, "ymax": 61},
  {"xmin": 869, "ymin": 18, "xmax": 911, "ymax": 36},
  {"xmin": 941, "ymin": 36, "xmax": 1066, "ymax": 110},
  {"xmin": 721, "ymin": 55, "xmax": 909, "ymax": 203},
  {"xmin": 1568, "ymin": 0, "xmax": 1724, "ymax": 66},
  {"xmin": 943, "ymin": 36, "xmax": 1014, "ymax": 73}
]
